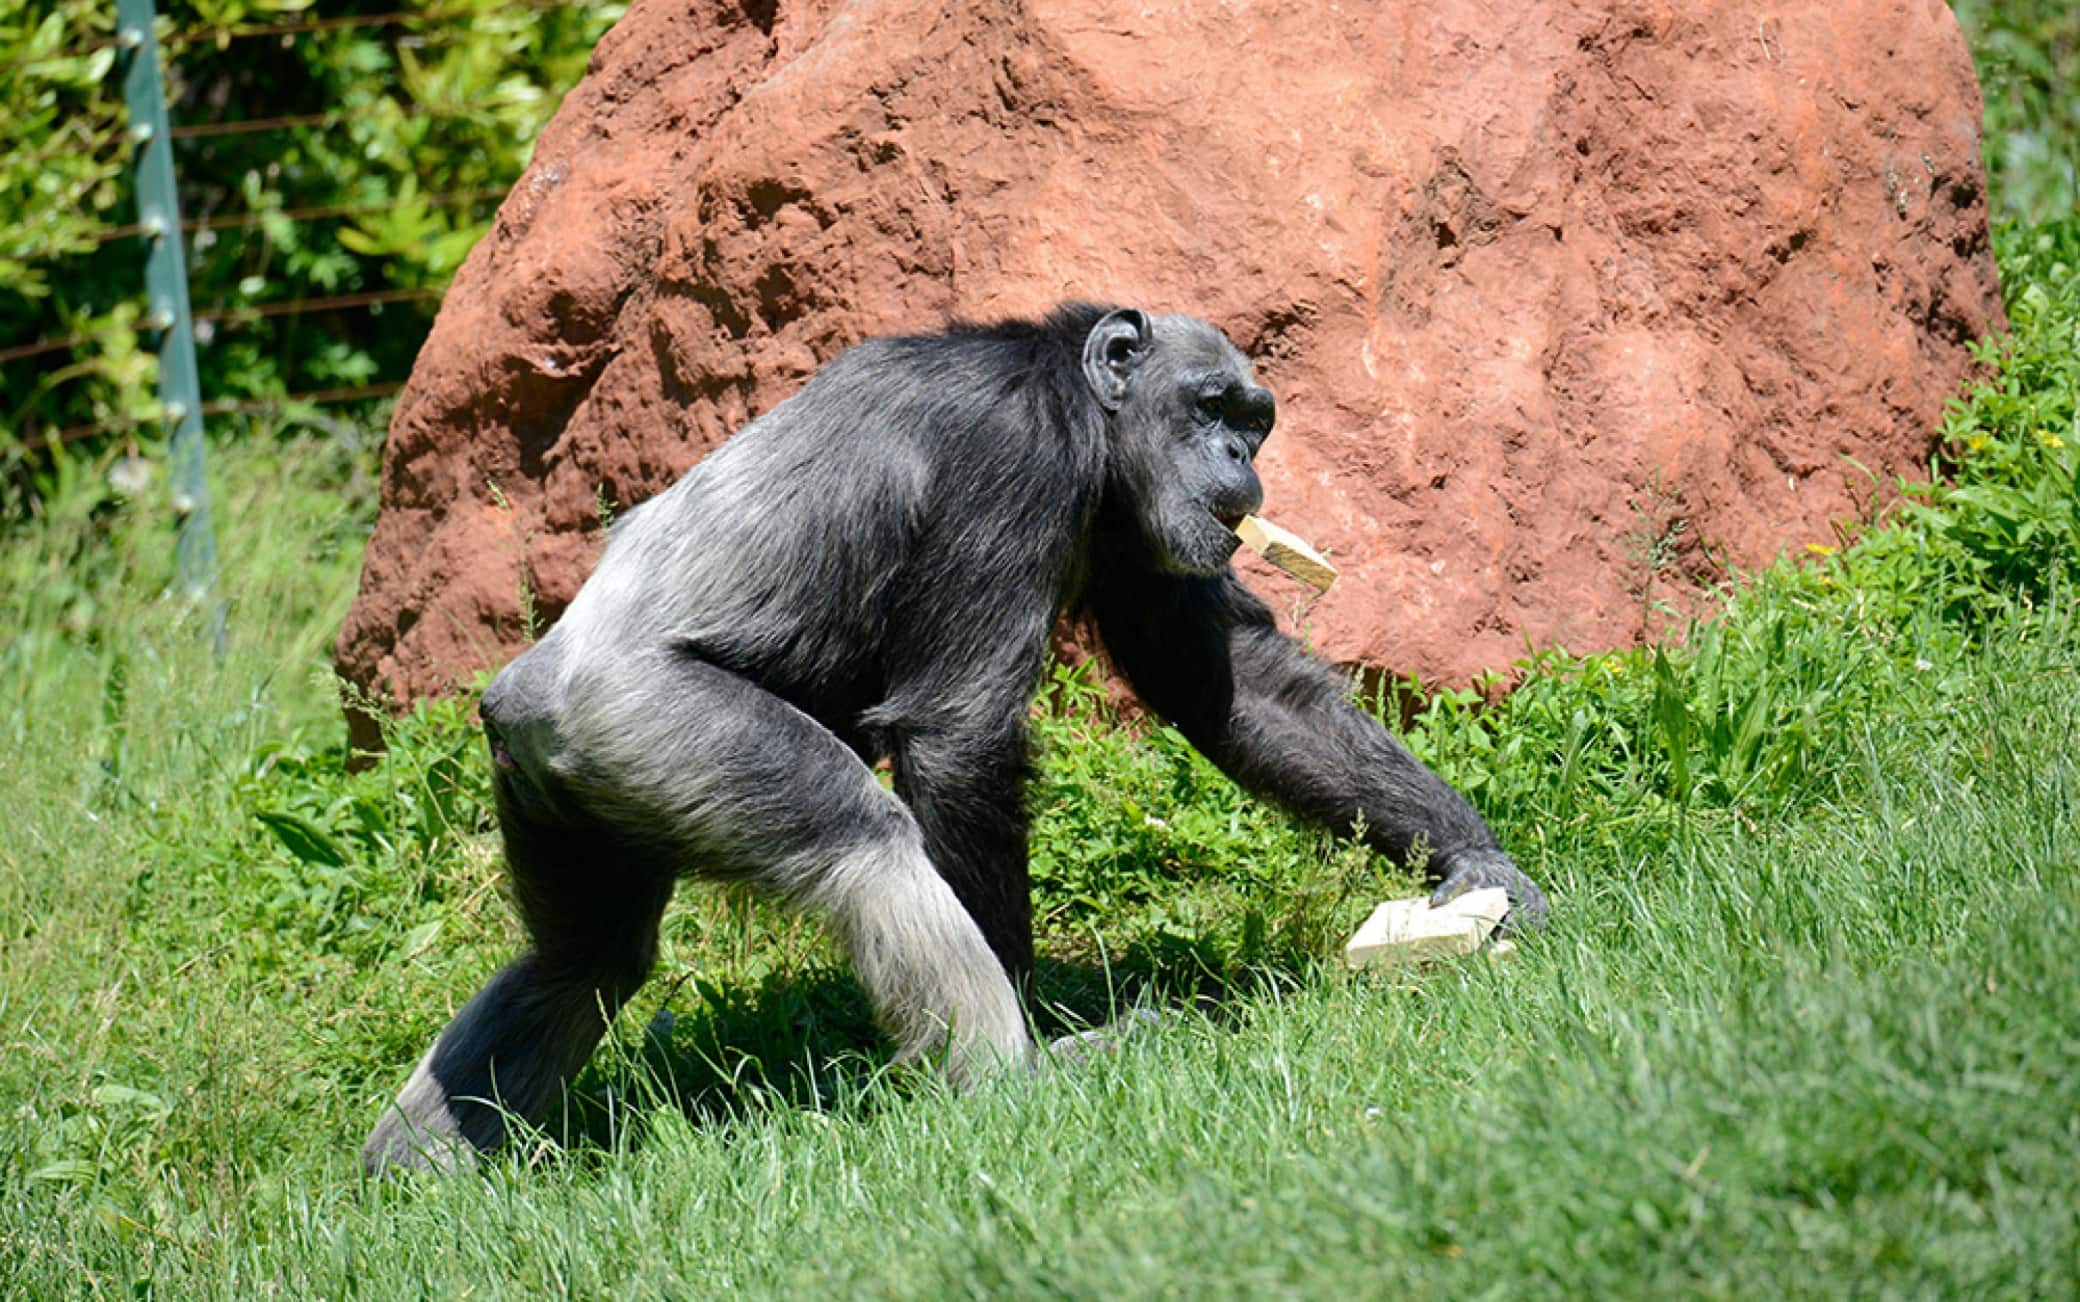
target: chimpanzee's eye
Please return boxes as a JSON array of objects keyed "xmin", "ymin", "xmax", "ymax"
[{"xmin": 1195, "ymin": 392, "xmax": 1227, "ymax": 424}]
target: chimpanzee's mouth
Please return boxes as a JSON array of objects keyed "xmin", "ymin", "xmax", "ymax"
[{"xmin": 1214, "ymin": 510, "xmax": 1245, "ymax": 532}]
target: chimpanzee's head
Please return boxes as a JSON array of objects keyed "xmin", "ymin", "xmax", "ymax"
[{"xmin": 1082, "ymin": 308, "xmax": 1274, "ymax": 577}]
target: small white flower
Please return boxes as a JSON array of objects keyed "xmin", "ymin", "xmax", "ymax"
[{"xmin": 109, "ymin": 456, "xmax": 154, "ymax": 498}]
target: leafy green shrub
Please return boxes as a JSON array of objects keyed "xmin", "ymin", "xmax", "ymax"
[
  {"xmin": 1954, "ymin": 0, "xmax": 2080, "ymax": 225},
  {"xmin": 2, "ymin": 0, "xmax": 621, "ymax": 465},
  {"xmin": 1911, "ymin": 220, "xmax": 2080, "ymax": 602},
  {"xmin": 1025, "ymin": 662, "xmax": 1404, "ymax": 987},
  {"xmin": 0, "ymin": 1, "xmax": 123, "ymax": 300}
]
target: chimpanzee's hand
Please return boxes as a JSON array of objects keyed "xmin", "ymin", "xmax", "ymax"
[{"xmin": 1430, "ymin": 848, "xmax": 1549, "ymax": 934}]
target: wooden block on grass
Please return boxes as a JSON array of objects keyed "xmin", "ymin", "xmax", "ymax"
[
  {"xmin": 1342, "ymin": 887, "xmax": 1510, "ymax": 969},
  {"xmin": 1235, "ymin": 514, "xmax": 1338, "ymax": 591}
]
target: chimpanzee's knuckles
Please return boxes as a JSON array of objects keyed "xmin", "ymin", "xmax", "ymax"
[{"xmin": 1430, "ymin": 849, "xmax": 1550, "ymax": 933}]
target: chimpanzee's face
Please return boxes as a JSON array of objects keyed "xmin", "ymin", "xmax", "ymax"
[{"xmin": 1083, "ymin": 311, "xmax": 1273, "ymax": 577}]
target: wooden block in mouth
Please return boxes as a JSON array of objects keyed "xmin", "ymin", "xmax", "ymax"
[
  {"xmin": 1234, "ymin": 514, "xmax": 1338, "ymax": 591},
  {"xmin": 1342, "ymin": 887, "xmax": 1509, "ymax": 969}
]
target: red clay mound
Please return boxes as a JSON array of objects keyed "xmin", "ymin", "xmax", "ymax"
[{"xmin": 337, "ymin": 0, "xmax": 2003, "ymax": 748}]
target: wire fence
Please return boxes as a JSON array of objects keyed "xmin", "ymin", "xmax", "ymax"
[
  {"xmin": 0, "ymin": 0, "xmax": 595, "ymax": 78},
  {"xmin": 32, "ymin": 382, "xmax": 409, "ymax": 452},
  {"xmin": 2, "ymin": 0, "xmax": 619, "ymax": 464}
]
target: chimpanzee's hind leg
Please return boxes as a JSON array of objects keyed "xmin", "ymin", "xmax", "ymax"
[
  {"xmin": 547, "ymin": 653, "xmax": 1031, "ymax": 1090},
  {"xmin": 363, "ymin": 650, "xmax": 1030, "ymax": 1173},
  {"xmin": 361, "ymin": 776, "xmax": 673, "ymax": 1174}
]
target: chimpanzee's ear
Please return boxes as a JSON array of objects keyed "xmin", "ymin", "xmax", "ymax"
[{"xmin": 1081, "ymin": 308, "xmax": 1151, "ymax": 412}]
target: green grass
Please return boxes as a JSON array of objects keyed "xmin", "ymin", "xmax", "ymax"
[
  {"xmin": 3, "ymin": 579, "xmax": 2076, "ymax": 1293},
  {"xmin": 3, "ymin": 216, "xmax": 2078, "ymax": 1302}
]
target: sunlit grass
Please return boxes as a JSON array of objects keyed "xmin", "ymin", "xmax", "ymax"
[{"xmin": 1, "ymin": 220, "xmax": 2076, "ymax": 1296}]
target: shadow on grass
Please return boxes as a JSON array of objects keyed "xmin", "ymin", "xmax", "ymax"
[{"xmin": 554, "ymin": 935, "xmax": 1311, "ymax": 1159}]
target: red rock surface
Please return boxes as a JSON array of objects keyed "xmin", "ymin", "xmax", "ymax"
[{"xmin": 337, "ymin": 0, "xmax": 2003, "ymax": 746}]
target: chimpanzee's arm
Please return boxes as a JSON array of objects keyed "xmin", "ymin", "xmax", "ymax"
[{"xmin": 1088, "ymin": 568, "xmax": 1548, "ymax": 927}]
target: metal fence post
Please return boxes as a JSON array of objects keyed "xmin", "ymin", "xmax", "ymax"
[{"xmin": 117, "ymin": 0, "xmax": 222, "ymax": 646}]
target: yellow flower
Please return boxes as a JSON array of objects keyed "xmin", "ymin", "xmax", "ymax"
[
  {"xmin": 1805, "ymin": 542, "xmax": 1837, "ymax": 556},
  {"xmin": 1966, "ymin": 434, "xmax": 1990, "ymax": 452},
  {"xmin": 2035, "ymin": 430, "xmax": 2066, "ymax": 449}
]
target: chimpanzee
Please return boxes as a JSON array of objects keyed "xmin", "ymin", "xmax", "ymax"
[{"xmin": 362, "ymin": 303, "xmax": 1547, "ymax": 1172}]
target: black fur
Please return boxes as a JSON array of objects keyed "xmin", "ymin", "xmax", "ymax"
[{"xmin": 361, "ymin": 303, "xmax": 1547, "ymax": 1173}]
